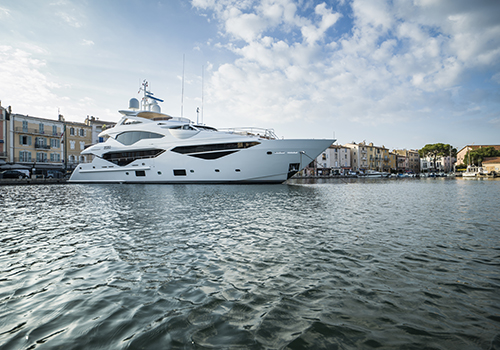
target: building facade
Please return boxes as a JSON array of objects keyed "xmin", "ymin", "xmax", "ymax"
[
  {"xmin": 456, "ymin": 145, "xmax": 500, "ymax": 166},
  {"xmin": 0, "ymin": 102, "xmax": 9, "ymax": 164},
  {"xmin": 482, "ymin": 157, "xmax": 500, "ymax": 175},
  {"xmin": 393, "ymin": 149, "xmax": 420, "ymax": 173},
  {"xmin": 63, "ymin": 117, "xmax": 93, "ymax": 170},
  {"xmin": 84, "ymin": 115, "xmax": 115, "ymax": 146},
  {"xmin": 314, "ymin": 144, "xmax": 351, "ymax": 175},
  {"xmin": 388, "ymin": 152, "xmax": 397, "ymax": 172},
  {"xmin": 420, "ymin": 155, "xmax": 455, "ymax": 173},
  {"xmin": 0, "ymin": 108, "xmax": 113, "ymax": 175},
  {"xmin": 10, "ymin": 114, "xmax": 64, "ymax": 172},
  {"xmin": 344, "ymin": 141, "xmax": 391, "ymax": 173}
]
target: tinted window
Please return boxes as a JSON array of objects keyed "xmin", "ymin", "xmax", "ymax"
[
  {"xmin": 171, "ymin": 142, "xmax": 260, "ymax": 154},
  {"xmin": 116, "ymin": 131, "xmax": 164, "ymax": 145}
]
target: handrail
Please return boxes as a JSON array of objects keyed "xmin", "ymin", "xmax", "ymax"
[{"xmin": 218, "ymin": 127, "xmax": 279, "ymax": 140}]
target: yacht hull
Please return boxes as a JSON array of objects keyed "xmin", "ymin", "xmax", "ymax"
[{"xmin": 69, "ymin": 139, "xmax": 333, "ymax": 184}]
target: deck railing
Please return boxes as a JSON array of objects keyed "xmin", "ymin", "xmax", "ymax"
[{"xmin": 218, "ymin": 127, "xmax": 279, "ymax": 140}]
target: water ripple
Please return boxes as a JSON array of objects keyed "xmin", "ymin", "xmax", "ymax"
[{"xmin": 0, "ymin": 181, "xmax": 499, "ymax": 349}]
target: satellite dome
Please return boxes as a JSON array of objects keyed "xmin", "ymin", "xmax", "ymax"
[
  {"xmin": 129, "ymin": 98, "xmax": 139, "ymax": 110},
  {"xmin": 151, "ymin": 101, "xmax": 161, "ymax": 113}
]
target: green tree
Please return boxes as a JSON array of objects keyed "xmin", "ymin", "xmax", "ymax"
[
  {"xmin": 419, "ymin": 143, "xmax": 456, "ymax": 170},
  {"xmin": 463, "ymin": 147, "xmax": 500, "ymax": 165}
]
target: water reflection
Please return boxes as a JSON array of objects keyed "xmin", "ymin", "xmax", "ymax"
[{"xmin": 0, "ymin": 181, "xmax": 499, "ymax": 349}]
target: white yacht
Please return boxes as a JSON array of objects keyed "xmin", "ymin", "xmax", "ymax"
[{"xmin": 69, "ymin": 83, "xmax": 334, "ymax": 184}]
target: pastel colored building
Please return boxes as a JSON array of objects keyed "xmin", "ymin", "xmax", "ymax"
[
  {"xmin": 344, "ymin": 141, "xmax": 391, "ymax": 173},
  {"xmin": 10, "ymin": 113, "xmax": 64, "ymax": 173},
  {"xmin": 482, "ymin": 157, "xmax": 500, "ymax": 175},
  {"xmin": 456, "ymin": 145, "xmax": 500, "ymax": 166},
  {"xmin": 393, "ymin": 149, "xmax": 420, "ymax": 173},
  {"xmin": 0, "ymin": 102, "xmax": 9, "ymax": 164},
  {"xmin": 314, "ymin": 144, "xmax": 351, "ymax": 175},
  {"xmin": 63, "ymin": 117, "xmax": 93, "ymax": 171}
]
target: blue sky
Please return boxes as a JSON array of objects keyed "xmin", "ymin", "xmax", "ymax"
[{"xmin": 1, "ymin": 0, "xmax": 499, "ymax": 150}]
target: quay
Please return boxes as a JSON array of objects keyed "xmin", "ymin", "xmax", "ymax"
[{"xmin": 0, "ymin": 178, "xmax": 68, "ymax": 186}]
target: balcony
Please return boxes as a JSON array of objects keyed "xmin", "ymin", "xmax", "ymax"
[
  {"xmin": 15, "ymin": 127, "xmax": 62, "ymax": 137},
  {"xmin": 35, "ymin": 144, "xmax": 51, "ymax": 150}
]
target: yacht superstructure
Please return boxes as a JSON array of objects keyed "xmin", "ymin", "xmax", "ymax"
[{"xmin": 69, "ymin": 82, "xmax": 334, "ymax": 184}]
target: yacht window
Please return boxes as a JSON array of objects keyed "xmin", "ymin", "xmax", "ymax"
[
  {"xmin": 123, "ymin": 119, "xmax": 143, "ymax": 125},
  {"xmin": 171, "ymin": 142, "xmax": 260, "ymax": 155},
  {"xmin": 116, "ymin": 131, "xmax": 164, "ymax": 145},
  {"xmin": 190, "ymin": 151, "xmax": 238, "ymax": 160},
  {"xmin": 135, "ymin": 170, "xmax": 146, "ymax": 177},
  {"xmin": 103, "ymin": 149, "xmax": 165, "ymax": 166},
  {"xmin": 173, "ymin": 169, "xmax": 187, "ymax": 176},
  {"xmin": 195, "ymin": 125, "xmax": 217, "ymax": 131}
]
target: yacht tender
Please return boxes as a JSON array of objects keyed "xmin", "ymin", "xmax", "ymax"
[{"xmin": 69, "ymin": 83, "xmax": 334, "ymax": 184}]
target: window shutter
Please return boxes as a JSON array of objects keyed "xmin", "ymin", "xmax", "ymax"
[{"xmin": 28, "ymin": 136, "xmax": 32, "ymax": 146}]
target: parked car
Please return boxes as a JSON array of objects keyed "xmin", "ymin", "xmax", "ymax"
[
  {"xmin": 46, "ymin": 170, "xmax": 64, "ymax": 179},
  {"xmin": 0, "ymin": 170, "xmax": 29, "ymax": 179}
]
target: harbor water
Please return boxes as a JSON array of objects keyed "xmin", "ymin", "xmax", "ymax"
[{"xmin": 1, "ymin": 178, "xmax": 499, "ymax": 349}]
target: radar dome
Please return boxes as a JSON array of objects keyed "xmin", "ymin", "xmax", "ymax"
[
  {"xmin": 151, "ymin": 101, "xmax": 161, "ymax": 113},
  {"xmin": 129, "ymin": 98, "xmax": 139, "ymax": 110}
]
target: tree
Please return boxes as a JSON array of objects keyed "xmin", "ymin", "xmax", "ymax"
[
  {"xmin": 463, "ymin": 147, "xmax": 500, "ymax": 165},
  {"xmin": 419, "ymin": 143, "xmax": 456, "ymax": 171}
]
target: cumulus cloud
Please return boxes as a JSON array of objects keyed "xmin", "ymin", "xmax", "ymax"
[{"xmin": 192, "ymin": 0, "xmax": 500, "ymax": 132}]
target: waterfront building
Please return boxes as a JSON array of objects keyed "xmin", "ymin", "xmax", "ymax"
[
  {"xmin": 344, "ymin": 142, "xmax": 365, "ymax": 172},
  {"xmin": 388, "ymin": 152, "xmax": 397, "ymax": 172},
  {"xmin": 396, "ymin": 154, "xmax": 406, "ymax": 173},
  {"xmin": 84, "ymin": 116, "xmax": 116, "ymax": 145},
  {"xmin": 10, "ymin": 113, "xmax": 64, "ymax": 173},
  {"xmin": 393, "ymin": 149, "xmax": 420, "ymax": 173},
  {"xmin": 62, "ymin": 117, "xmax": 92, "ymax": 171},
  {"xmin": 0, "ymin": 102, "xmax": 9, "ymax": 164},
  {"xmin": 344, "ymin": 141, "xmax": 391, "ymax": 173},
  {"xmin": 314, "ymin": 144, "xmax": 351, "ymax": 175},
  {"xmin": 482, "ymin": 157, "xmax": 500, "ymax": 175},
  {"xmin": 420, "ymin": 155, "xmax": 455, "ymax": 173},
  {"xmin": 456, "ymin": 145, "xmax": 500, "ymax": 166},
  {"xmin": 1, "ymin": 104, "xmax": 116, "ymax": 174}
]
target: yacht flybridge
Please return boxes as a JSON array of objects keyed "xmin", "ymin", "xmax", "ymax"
[{"xmin": 69, "ymin": 82, "xmax": 334, "ymax": 184}]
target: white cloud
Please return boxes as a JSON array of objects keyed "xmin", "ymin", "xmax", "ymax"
[
  {"xmin": 224, "ymin": 8, "xmax": 268, "ymax": 42},
  {"xmin": 191, "ymin": 0, "xmax": 500, "ymax": 136},
  {"xmin": 0, "ymin": 6, "xmax": 11, "ymax": 18},
  {"xmin": 56, "ymin": 11, "xmax": 83, "ymax": 28},
  {"xmin": 301, "ymin": 3, "xmax": 340, "ymax": 45},
  {"xmin": 0, "ymin": 46, "xmax": 60, "ymax": 116},
  {"xmin": 82, "ymin": 39, "xmax": 94, "ymax": 46}
]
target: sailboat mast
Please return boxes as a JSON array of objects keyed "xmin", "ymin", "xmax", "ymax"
[
  {"xmin": 181, "ymin": 54, "xmax": 185, "ymax": 117},
  {"xmin": 201, "ymin": 65, "xmax": 204, "ymax": 125}
]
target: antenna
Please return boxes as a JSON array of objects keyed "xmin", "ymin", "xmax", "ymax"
[
  {"xmin": 201, "ymin": 65, "xmax": 204, "ymax": 125},
  {"xmin": 181, "ymin": 54, "xmax": 185, "ymax": 117}
]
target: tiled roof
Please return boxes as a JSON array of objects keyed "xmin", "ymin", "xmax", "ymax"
[{"xmin": 483, "ymin": 157, "xmax": 500, "ymax": 164}]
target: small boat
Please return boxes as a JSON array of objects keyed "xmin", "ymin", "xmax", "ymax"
[
  {"xmin": 362, "ymin": 170, "xmax": 389, "ymax": 178},
  {"xmin": 462, "ymin": 165, "xmax": 487, "ymax": 178}
]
